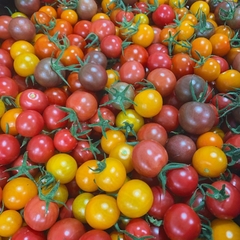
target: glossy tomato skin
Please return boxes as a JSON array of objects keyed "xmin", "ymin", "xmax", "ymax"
[
  {"xmin": 148, "ymin": 186, "xmax": 174, "ymax": 220},
  {"xmin": 163, "ymin": 203, "xmax": 201, "ymax": 240},
  {"xmin": 0, "ymin": 134, "xmax": 20, "ymax": 165},
  {"xmin": 132, "ymin": 139, "xmax": 168, "ymax": 178},
  {"xmin": 124, "ymin": 218, "xmax": 152, "ymax": 240},
  {"xmin": 47, "ymin": 218, "xmax": 86, "ymax": 240},
  {"xmin": 206, "ymin": 180, "xmax": 240, "ymax": 220},
  {"xmin": 24, "ymin": 196, "xmax": 59, "ymax": 231},
  {"xmin": 11, "ymin": 226, "xmax": 46, "ymax": 240},
  {"xmin": 79, "ymin": 229, "xmax": 111, "ymax": 240},
  {"xmin": 0, "ymin": 77, "xmax": 19, "ymax": 98}
]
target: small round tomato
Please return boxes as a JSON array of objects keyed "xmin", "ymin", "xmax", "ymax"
[
  {"xmin": 100, "ymin": 130, "xmax": 126, "ymax": 154},
  {"xmin": 191, "ymin": 37, "xmax": 212, "ymax": 59},
  {"xmin": 10, "ymin": 40, "xmax": 35, "ymax": 60},
  {"xmin": 215, "ymin": 69, "xmax": 240, "ymax": 93},
  {"xmin": 109, "ymin": 142, "xmax": 134, "ymax": 173},
  {"xmin": 0, "ymin": 108, "xmax": 23, "ymax": 135},
  {"xmin": 132, "ymin": 24, "xmax": 154, "ymax": 48},
  {"xmin": 94, "ymin": 157, "xmax": 126, "ymax": 192},
  {"xmin": 46, "ymin": 153, "xmax": 78, "ymax": 184},
  {"xmin": 192, "ymin": 146, "xmax": 228, "ymax": 178},
  {"xmin": 209, "ymin": 33, "xmax": 230, "ymax": 57},
  {"xmin": 0, "ymin": 210, "xmax": 23, "ymax": 237},
  {"xmin": 85, "ymin": 194, "xmax": 120, "ymax": 230},
  {"xmin": 196, "ymin": 132, "xmax": 223, "ymax": 149},
  {"xmin": 61, "ymin": 9, "xmax": 78, "ymax": 25},
  {"xmin": 13, "ymin": 53, "xmax": 40, "ymax": 77},
  {"xmin": 134, "ymin": 89, "xmax": 163, "ymax": 118},
  {"xmin": 211, "ymin": 219, "xmax": 240, "ymax": 240},
  {"xmin": 117, "ymin": 179, "xmax": 153, "ymax": 218},
  {"xmin": 2, "ymin": 177, "xmax": 38, "ymax": 210},
  {"xmin": 116, "ymin": 109, "xmax": 144, "ymax": 136},
  {"xmin": 75, "ymin": 160, "xmax": 98, "ymax": 192},
  {"xmin": 72, "ymin": 192, "xmax": 94, "ymax": 223}
]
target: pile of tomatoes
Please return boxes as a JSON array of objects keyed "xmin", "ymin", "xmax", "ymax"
[{"xmin": 1, "ymin": 0, "xmax": 240, "ymax": 239}]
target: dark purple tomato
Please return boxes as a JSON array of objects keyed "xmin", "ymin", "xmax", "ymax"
[{"xmin": 14, "ymin": 0, "xmax": 41, "ymax": 16}]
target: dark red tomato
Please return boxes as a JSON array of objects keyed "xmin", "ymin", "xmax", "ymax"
[
  {"xmin": 119, "ymin": 60, "xmax": 145, "ymax": 85},
  {"xmin": 12, "ymin": 74, "xmax": 29, "ymax": 92},
  {"xmin": 148, "ymin": 186, "xmax": 174, "ymax": 220},
  {"xmin": 47, "ymin": 218, "xmax": 85, "ymax": 240},
  {"xmin": 83, "ymin": 51, "xmax": 108, "ymax": 69},
  {"xmin": 100, "ymin": 34, "xmax": 122, "ymax": 59},
  {"xmin": 185, "ymin": 190, "xmax": 215, "ymax": 221},
  {"xmin": 137, "ymin": 122, "xmax": 168, "ymax": 146},
  {"xmin": 150, "ymin": 225, "xmax": 170, "ymax": 240},
  {"xmin": 0, "ymin": 165, "xmax": 10, "ymax": 188},
  {"xmin": 165, "ymin": 134, "xmax": 196, "ymax": 164},
  {"xmin": 166, "ymin": 166, "xmax": 199, "ymax": 197},
  {"xmin": 147, "ymin": 52, "xmax": 172, "ymax": 71},
  {"xmin": 26, "ymin": 134, "xmax": 55, "ymax": 164},
  {"xmin": 16, "ymin": 110, "xmax": 44, "ymax": 137},
  {"xmin": 206, "ymin": 180, "xmax": 240, "ymax": 219},
  {"xmin": 44, "ymin": 87, "xmax": 68, "ymax": 106},
  {"xmin": 132, "ymin": 139, "xmax": 168, "ymax": 178},
  {"xmin": 14, "ymin": 0, "xmax": 41, "ymax": 16},
  {"xmin": 73, "ymin": 20, "xmax": 92, "ymax": 38},
  {"xmin": 19, "ymin": 89, "xmax": 49, "ymax": 113},
  {"xmin": 89, "ymin": 19, "xmax": 115, "ymax": 41},
  {"xmin": 0, "ymin": 64, "xmax": 11, "ymax": 78},
  {"xmin": 124, "ymin": 218, "xmax": 152, "ymax": 240},
  {"xmin": 1, "ymin": 38, "xmax": 15, "ymax": 52},
  {"xmin": 70, "ymin": 140, "xmax": 94, "ymax": 166},
  {"xmin": 0, "ymin": 15, "xmax": 12, "ymax": 40},
  {"xmin": 11, "ymin": 226, "xmax": 46, "ymax": 240},
  {"xmin": 66, "ymin": 90, "xmax": 98, "ymax": 122},
  {"xmin": 24, "ymin": 196, "xmax": 59, "ymax": 231},
  {"xmin": 65, "ymin": 179, "xmax": 81, "ymax": 198},
  {"xmin": 0, "ymin": 48, "xmax": 13, "ymax": 70},
  {"xmin": 43, "ymin": 105, "xmax": 68, "ymax": 131},
  {"xmin": 53, "ymin": 128, "xmax": 77, "ymax": 153},
  {"xmin": 171, "ymin": 53, "xmax": 195, "ymax": 79},
  {"xmin": 211, "ymin": 55, "xmax": 229, "ymax": 73},
  {"xmin": 67, "ymin": 34, "xmax": 86, "ymax": 50},
  {"xmin": 79, "ymin": 229, "xmax": 111, "ymax": 240},
  {"xmin": 178, "ymin": 101, "xmax": 216, "ymax": 135},
  {"xmin": 152, "ymin": 4, "xmax": 175, "ymax": 28},
  {"xmin": 115, "ymin": 10, "xmax": 134, "ymax": 25},
  {"xmin": 0, "ymin": 134, "xmax": 20, "ymax": 165},
  {"xmin": 120, "ymin": 44, "xmax": 149, "ymax": 67},
  {"xmin": 59, "ymin": 198, "xmax": 74, "ymax": 219},
  {"xmin": 147, "ymin": 43, "xmax": 168, "ymax": 56},
  {"xmin": 10, "ymin": 154, "xmax": 39, "ymax": 178},
  {"xmin": 0, "ymin": 77, "xmax": 19, "ymax": 98},
  {"xmin": 152, "ymin": 105, "xmax": 179, "ymax": 132},
  {"xmin": 163, "ymin": 203, "xmax": 201, "ymax": 240},
  {"xmin": 130, "ymin": 170, "xmax": 159, "ymax": 187},
  {"xmin": 146, "ymin": 68, "xmax": 176, "ymax": 97}
]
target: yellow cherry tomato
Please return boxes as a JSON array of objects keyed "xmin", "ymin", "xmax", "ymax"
[
  {"xmin": 132, "ymin": 24, "xmax": 154, "ymax": 48},
  {"xmin": 192, "ymin": 146, "xmax": 228, "ymax": 178},
  {"xmin": 10, "ymin": 40, "xmax": 35, "ymax": 59},
  {"xmin": 134, "ymin": 89, "xmax": 163, "ymax": 118}
]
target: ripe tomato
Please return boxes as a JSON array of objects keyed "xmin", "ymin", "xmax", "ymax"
[
  {"xmin": 0, "ymin": 76, "xmax": 19, "ymax": 98},
  {"xmin": 0, "ymin": 210, "xmax": 23, "ymax": 237},
  {"xmin": 132, "ymin": 24, "xmax": 154, "ymax": 48},
  {"xmin": 75, "ymin": 160, "xmax": 98, "ymax": 192},
  {"xmin": 0, "ymin": 108, "xmax": 23, "ymax": 135},
  {"xmin": 206, "ymin": 181, "xmax": 240, "ymax": 219},
  {"xmin": 192, "ymin": 146, "xmax": 227, "ymax": 178},
  {"xmin": 196, "ymin": 131, "xmax": 223, "ymax": 148},
  {"xmin": 132, "ymin": 139, "xmax": 168, "ymax": 178},
  {"xmin": 85, "ymin": 194, "xmax": 120, "ymax": 230},
  {"xmin": 11, "ymin": 226, "xmax": 46, "ymax": 240},
  {"xmin": 48, "ymin": 19, "xmax": 73, "ymax": 38},
  {"xmin": 163, "ymin": 203, "xmax": 201, "ymax": 240},
  {"xmin": 100, "ymin": 129, "xmax": 126, "ymax": 154},
  {"xmin": 109, "ymin": 142, "xmax": 134, "ymax": 173},
  {"xmin": 191, "ymin": 37, "xmax": 212, "ymax": 59},
  {"xmin": 211, "ymin": 219, "xmax": 240, "ymax": 240},
  {"xmin": 61, "ymin": 9, "xmax": 79, "ymax": 25},
  {"xmin": 134, "ymin": 89, "xmax": 163, "ymax": 118},
  {"xmin": 24, "ymin": 196, "xmax": 59, "ymax": 231},
  {"xmin": 10, "ymin": 40, "xmax": 35, "ymax": 60},
  {"xmin": 72, "ymin": 192, "xmax": 94, "ymax": 223},
  {"xmin": 94, "ymin": 157, "xmax": 126, "ymax": 192},
  {"xmin": 46, "ymin": 153, "xmax": 78, "ymax": 184},
  {"xmin": 215, "ymin": 69, "xmax": 240, "ymax": 93},
  {"xmin": 13, "ymin": 52, "xmax": 40, "ymax": 77},
  {"xmin": 79, "ymin": 229, "xmax": 111, "ymax": 240},
  {"xmin": 117, "ymin": 179, "xmax": 153, "ymax": 218},
  {"xmin": 209, "ymin": 33, "xmax": 231, "ymax": 57},
  {"xmin": 2, "ymin": 177, "xmax": 38, "ymax": 210}
]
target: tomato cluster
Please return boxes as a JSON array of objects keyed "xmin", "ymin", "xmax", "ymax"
[{"xmin": 1, "ymin": 0, "xmax": 240, "ymax": 239}]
